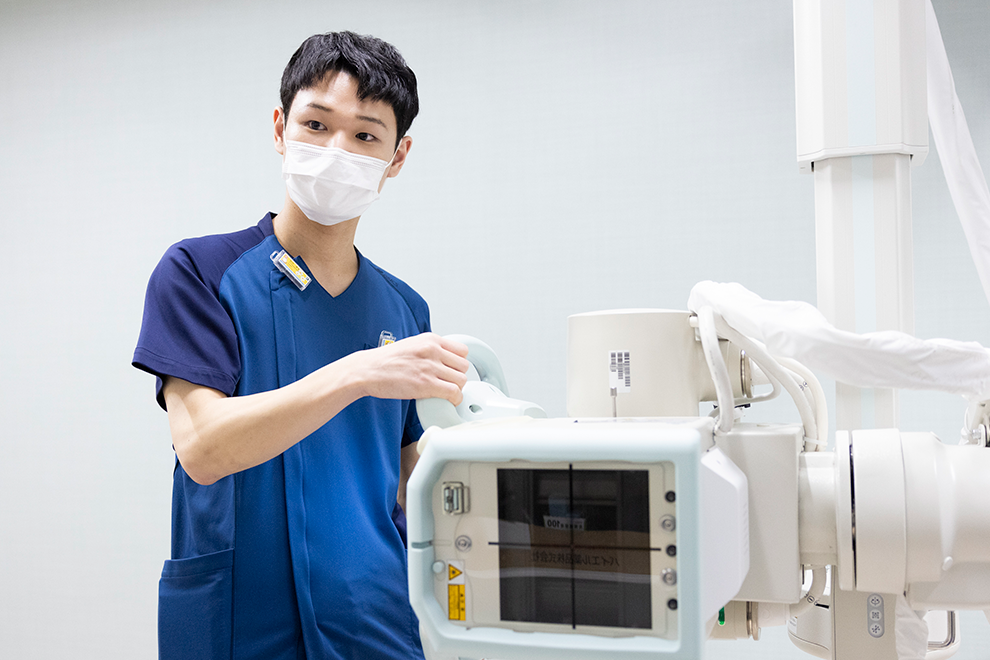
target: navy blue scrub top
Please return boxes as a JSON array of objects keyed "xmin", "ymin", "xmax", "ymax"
[{"xmin": 134, "ymin": 214, "xmax": 428, "ymax": 660}]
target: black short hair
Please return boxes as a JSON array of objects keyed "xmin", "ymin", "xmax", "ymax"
[{"xmin": 280, "ymin": 31, "xmax": 419, "ymax": 148}]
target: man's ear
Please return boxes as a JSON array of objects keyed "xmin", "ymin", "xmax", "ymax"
[
  {"xmin": 273, "ymin": 107, "xmax": 286, "ymax": 156},
  {"xmin": 385, "ymin": 135, "xmax": 413, "ymax": 179}
]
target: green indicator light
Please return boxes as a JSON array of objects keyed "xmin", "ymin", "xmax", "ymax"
[{"xmin": 718, "ymin": 607, "xmax": 725, "ymax": 626}]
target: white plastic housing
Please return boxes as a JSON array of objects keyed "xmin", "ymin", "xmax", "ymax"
[
  {"xmin": 405, "ymin": 417, "xmax": 749, "ymax": 660},
  {"xmin": 797, "ymin": 451, "xmax": 838, "ymax": 568},
  {"xmin": 715, "ymin": 424, "xmax": 804, "ymax": 603},
  {"xmin": 902, "ymin": 433, "xmax": 990, "ymax": 609},
  {"xmin": 793, "ymin": 0, "xmax": 928, "ymax": 172},
  {"xmin": 834, "ymin": 429, "xmax": 990, "ymax": 608},
  {"xmin": 700, "ymin": 446, "xmax": 750, "ymax": 616},
  {"xmin": 566, "ymin": 310, "xmax": 747, "ymax": 418}
]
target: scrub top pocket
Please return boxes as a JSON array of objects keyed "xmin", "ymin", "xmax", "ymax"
[{"xmin": 159, "ymin": 548, "xmax": 234, "ymax": 660}]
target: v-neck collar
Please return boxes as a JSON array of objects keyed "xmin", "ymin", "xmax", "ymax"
[
  {"xmin": 263, "ymin": 213, "xmax": 363, "ymax": 300},
  {"xmin": 289, "ymin": 248, "xmax": 364, "ymax": 301}
]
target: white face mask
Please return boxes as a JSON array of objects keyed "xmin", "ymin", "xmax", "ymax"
[{"xmin": 281, "ymin": 139, "xmax": 394, "ymax": 226}]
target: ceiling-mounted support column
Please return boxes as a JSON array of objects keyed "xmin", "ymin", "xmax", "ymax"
[{"xmin": 793, "ymin": 0, "xmax": 927, "ymax": 431}]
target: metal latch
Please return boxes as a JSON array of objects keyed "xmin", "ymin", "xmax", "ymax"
[{"xmin": 442, "ymin": 482, "xmax": 469, "ymax": 515}]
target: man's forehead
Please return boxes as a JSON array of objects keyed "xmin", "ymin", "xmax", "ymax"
[{"xmin": 295, "ymin": 71, "xmax": 397, "ymax": 131}]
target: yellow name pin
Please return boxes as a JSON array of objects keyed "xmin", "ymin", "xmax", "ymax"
[{"xmin": 270, "ymin": 250, "xmax": 312, "ymax": 291}]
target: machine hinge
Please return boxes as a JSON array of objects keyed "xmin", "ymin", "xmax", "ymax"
[{"xmin": 442, "ymin": 482, "xmax": 469, "ymax": 515}]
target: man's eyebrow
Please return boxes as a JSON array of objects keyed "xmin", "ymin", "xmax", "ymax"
[
  {"xmin": 306, "ymin": 102, "xmax": 333, "ymax": 113},
  {"xmin": 356, "ymin": 114, "xmax": 388, "ymax": 130},
  {"xmin": 304, "ymin": 103, "xmax": 389, "ymax": 131}
]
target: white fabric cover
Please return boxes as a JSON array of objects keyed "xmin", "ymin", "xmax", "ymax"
[
  {"xmin": 894, "ymin": 595, "xmax": 929, "ymax": 660},
  {"xmin": 688, "ymin": 281, "xmax": 990, "ymax": 401},
  {"xmin": 926, "ymin": 0, "xmax": 990, "ymax": 308}
]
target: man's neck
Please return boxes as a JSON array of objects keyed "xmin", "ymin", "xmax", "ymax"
[{"xmin": 273, "ymin": 197, "xmax": 360, "ymax": 297}]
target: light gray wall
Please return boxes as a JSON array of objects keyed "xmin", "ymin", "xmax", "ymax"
[{"xmin": 1, "ymin": 1, "xmax": 988, "ymax": 657}]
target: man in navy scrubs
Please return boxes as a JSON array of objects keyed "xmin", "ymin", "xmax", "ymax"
[{"xmin": 133, "ymin": 31, "xmax": 469, "ymax": 660}]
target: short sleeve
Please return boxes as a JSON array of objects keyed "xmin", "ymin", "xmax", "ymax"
[
  {"xmin": 133, "ymin": 241, "xmax": 242, "ymax": 410},
  {"xmin": 402, "ymin": 402, "xmax": 426, "ymax": 447}
]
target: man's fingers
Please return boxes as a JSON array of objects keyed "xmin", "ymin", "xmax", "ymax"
[
  {"xmin": 446, "ymin": 383, "xmax": 464, "ymax": 407},
  {"xmin": 417, "ymin": 376, "xmax": 464, "ymax": 407},
  {"xmin": 441, "ymin": 363, "xmax": 469, "ymax": 390},
  {"xmin": 416, "ymin": 333, "xmax": 470, "ymax": 376},
  {"xmin": 444, "ymin": 353, "xmax": 471, "ymax": 377},
  {"xmin": 376, "ymin": 333, "xmax": 474, "ymax": 403},
  {"xmin": 439, "ymin": 336, "xmax": 470, "ymax": 359},
  {"xmin": 424, "ymin": 335, "xmax": 470, "ymax": 373}
]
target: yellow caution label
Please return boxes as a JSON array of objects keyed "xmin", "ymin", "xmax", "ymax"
[
  {"xmin": 448, "ymin": 584, "xmax": 466, "ymax": 621},
  {"xmin": 448, "ymin": 564, "xmax": 463, "ymax": 581}
]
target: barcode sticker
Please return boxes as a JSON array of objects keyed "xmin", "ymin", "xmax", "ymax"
[{"xmin": 609, "ymin": 351, "xmax": 631, "ymax": 393}]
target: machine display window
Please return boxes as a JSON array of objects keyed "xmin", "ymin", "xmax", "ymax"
[{"xmin": 496, "ymin": 468, "xmax": 655, "ymax": 629}]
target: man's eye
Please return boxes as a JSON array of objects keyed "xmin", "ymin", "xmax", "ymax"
[
  {"xmin": 306, "ymin": 121, "xmax": 326, "ymax": 131},
  {"xmin": 356, "ymin": 132, "xmax": 376, "ymax": 142}
]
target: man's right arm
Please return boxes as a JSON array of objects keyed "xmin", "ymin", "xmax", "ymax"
[{"xmin": 163, "ymin": 332, "xmax": 469, "ymax": 486}]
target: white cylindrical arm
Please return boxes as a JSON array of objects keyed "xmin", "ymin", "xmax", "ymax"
[
  {"xmin": 831, "ymin": 429, "xmax": 990, "ymax": 608},
  {"xmin": 798, "ymin": 452, "xmax": 837, "ymax": 567}
]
